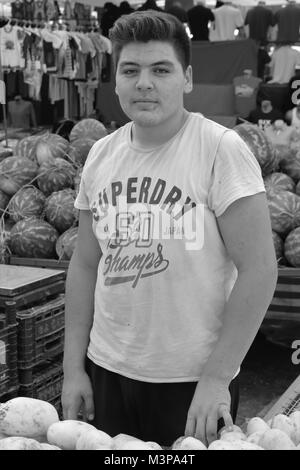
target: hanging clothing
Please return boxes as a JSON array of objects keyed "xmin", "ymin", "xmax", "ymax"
[
  {"xmin": 269, "ymin": 46, "xmax": 300, "ymax": 84},
  {"xmin": 0, "ymin": 25, "xmax": 22, "ymax": 68},
  {"xmin": 210, "ymin": 4, "xmax": 244, "ymax": 41},
  {"xmin": 244, "ymin": 5, "xmax": 275, "ymax": 44},
  {"xmin": 11, "ymin": 1, "xmax": 25, "ymax": 20},
  {"xmin": 24, "ymin": 0, "xmax": 35, "ymax": 21},
  {"xmin": 274, "ymin": 3, "xmax": 300, "ymax": 44},
  {"xmin": 64, "ymin": 0, "xmax": 73, "ymax": 20},
  {"xmin": 8, "ymin": 98, "xmax": 37, "ymax": 128},
  {"xmin": 34, "ymin": 0, "xmax": 46, "ymax": 21}
]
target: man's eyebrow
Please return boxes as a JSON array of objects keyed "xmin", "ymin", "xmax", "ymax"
[{"xmin": 119, "ymin": 60, "xmax": 174, "ymax": 67}]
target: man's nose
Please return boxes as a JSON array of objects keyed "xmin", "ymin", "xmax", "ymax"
[{"xmin": 136, "ymin": 70, "xmax": 154, "ymax": 90}]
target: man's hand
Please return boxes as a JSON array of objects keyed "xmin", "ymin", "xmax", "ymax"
[
  {"xmin": 62, "ymin": 370, "xmax": 95, "ymax": 423},
  {"xmin": 184, "ymin": 375, "xmax": 233, "ymax": 447}
]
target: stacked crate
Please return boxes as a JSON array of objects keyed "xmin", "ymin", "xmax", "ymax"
[{"xmin": 0, "ymin": 264, "xmax": 66, "ymax": 413}]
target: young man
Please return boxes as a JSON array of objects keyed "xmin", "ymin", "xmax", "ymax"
[{"xmin": 62, "ymin": 10, "xmax": 277, "ymax": 447}]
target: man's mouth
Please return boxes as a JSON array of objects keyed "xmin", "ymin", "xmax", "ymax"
[{"xmin": 133, "ymin": 99, "xmax": 157, "ymax": 103}]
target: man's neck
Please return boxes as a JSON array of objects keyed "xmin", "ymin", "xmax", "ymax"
[{"xmin": 131, "ymin": 109, "xmax": 189, "ymax": 149}]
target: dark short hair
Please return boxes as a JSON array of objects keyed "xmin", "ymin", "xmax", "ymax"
[{"xmin": 109, "ymin": 10, "xmax": 191, "ymax": 71}]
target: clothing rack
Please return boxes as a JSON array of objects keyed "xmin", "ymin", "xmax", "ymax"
[{"xmin": 0, "ymin": 16, "xmax": 112, "ymax": 125}]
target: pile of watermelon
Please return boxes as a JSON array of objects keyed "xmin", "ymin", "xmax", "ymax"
[
  {"xmin": 235, "ymin": 123, "xmax": 300, "ymax": 268},
  {"xmin": 0, "ymin": 119, "xmax": 108, "ymax": 262}
]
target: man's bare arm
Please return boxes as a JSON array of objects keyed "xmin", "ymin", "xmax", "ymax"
[
  {"xmin": 185, "ymin": 193, "xmax": 278, "ymax": 444},
  {"xmin": 62, "ymin": 209, "xmax": 102, "ymax": 419}
]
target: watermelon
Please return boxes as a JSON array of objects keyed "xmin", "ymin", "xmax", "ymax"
[
  {"xmin": 284, "ymin": 227, "xmax": 300, "ymax": 267},
  {"xmin": 35, "ymin": 133, "xmax": 70, "ymax": 166},
  {"xmin": 69, "ymin": 118, "xmax": 108, "ymax": 142},
  {"xmin": 44, "ymin": 189, "xmax": 77, "ymax": 233},
  {"xmin": 0, "ymin": 156, "xmax": 38, "ymax": 195},
  {"xmin": 37, "ymin": 158, "xmax": 76, "ymax": 196},
  {"xmin": 56, "ymin": 226, "xmax": 78, "ymax": 260},
  {"xmin": 267, "ymin": 190, "xmax": 300, "ymax": 235},
  {"xmin": 8, "ymin": 186, "xmax": 46, "ymax": 223},
  {"xmin": 0, "ymin": 189, "xmax": 11, "ymax": 215},
  {"xmin": 234, "ymin": 123, "xmax": 278, "ymax": 176},
  {"xmin": 15, "ymin": 134, "xmax": 42, "ymax": 161},
  {"xmin": 264, "ymin": 172, "xmax": 296, "ymax": 198},
  {"xmin": 9, "ymin": 218, "xmax": 59, "ymax": 258},
  {"xmin": 67, "ymin": 138, "xmax": 96, "ymax": 166},
  {"xmin": 272, "ymin": 230, "xmax": 284, "ymax": 262},
  {"xmin": 280, "ymin": 147, "xmax": 300, "ymax": 181}
]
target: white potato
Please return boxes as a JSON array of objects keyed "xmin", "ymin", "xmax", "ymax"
[
  {"xmin": 0, "ymin": 436, "xmax": 43, "ymax": 450},
  {"xmin": 269, "ymin": 414, "xmax": 294, "ymax": 439},
  {"xmin": 258, "ymin": 429, "xmax": 297, "ymax": 450},
  {"xmin": 40, "ymin": 443, "xmax": 62, "ymax": 450},
  {"xmin": 0, "ymin": 397, "xmax": 59, "ymax": 438},
  {"xmin": 208, "ymin": 439, "xmax": 240, "ymax": 450},
  {"xmin": 246, "ymin": 431, "xmax": 265, "ymax": 445},
  {"xmin": 172, "ymin": 436, "xmax": 207, "ymax": 450},
  {"xmin": 246, "ymin": 417, "xmax": 270, "ymax": 436},
  {"xmin": 113, "ymin": 433, "xmax": 142, "ymax": 449},
  {"xmin": 76, "ymin": 428, "xmax": 113, "ymax": 450},
  {"xmin": 118, "ymin": 440, "xmax": 156, "ymax": 450},
  {"xmin": 220, "ymin": 431, "xmax": 247, "ymax": 442},
  {"xmin": 47, "ymin": 420, "xmax": 97, "ymax": 450},
  {"xmin": 219, "ymin": 425, "xmax": 244, "ymax": 437}
]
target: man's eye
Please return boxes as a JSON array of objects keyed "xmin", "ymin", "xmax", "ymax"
[
  {"xmin": 122, "ymin": 69, "xmax": 137, "ymax": 75},
  {"xmin": 154, "ymin": 68, "xmax": 169, "ymax": 74}
]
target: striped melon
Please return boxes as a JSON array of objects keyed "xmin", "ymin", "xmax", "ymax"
[
  {"xmin": 15, "ymin": 134, "xmax": 42, "ymax": 162},
  {"xmin": 67, "ymin": 138, "xmax": 96, "ymax": 166},
  {"xmin": 280, "ymin": 148, "xmax": 300, "ymax": 181},
  {"xmin": 0, "ymin": 189, "xmax": 11, "ymax": 215},
  {"xmin": 56, "ymin": 226, "xmax": 78, "ymax": 260},
  {"xmin": 9, "ymin": 218, "xmax": 59, "ymax": 258},
  {"xmin": 284, "ymin": 227, "xmax": 300, "ymax": 267},
  {"xmin": 8, "ymin": 186, "xmax": 46, "ymax": 223},
  {"xmin": 0, "ymin": 156, "xmax": 38, "ymax": 196},
  {"xmin": 35, "ymin": 134, "xmax": 70, "ymax": 166},
  {"xmin": 264, "ymin": 172, "xmax": 296, "ymax": 198},
  {"xmin": 44, "ymin": 189, "xmax": 77, "ymax": 233},
  {"xmin": 272, "ymin": 230, "xmax": 284, "ymax": 262},
  {"xmin": 234, "ymin": 123, "xmax": 278, "ymax": 176},
  {"xmin": 267, "ymin": 190, "xmax": 300, "ymax": 235},
  {"xmin": 69, "ymin": 119, "xmax": 108, "ymax": 142},
  {"xmin": 37, "ymin": 158, "xmax": 76, "ymax": 196}
]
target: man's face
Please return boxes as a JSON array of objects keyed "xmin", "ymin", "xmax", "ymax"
[{"xmin": 115, "ymin": 41, "xmax": 192, "ymax": 128}]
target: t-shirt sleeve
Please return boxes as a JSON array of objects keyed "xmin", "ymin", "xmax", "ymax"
[
  {"xmin": 207, "ymin": 130, "xmax": 265, "ymax": 217},
  {"xmin": 74, "ymin": 173, "xmax": 90, "ymax": 210},
  {"xmin": 74, "ymin": 141, "xmax": 99, "ymax": 211}
]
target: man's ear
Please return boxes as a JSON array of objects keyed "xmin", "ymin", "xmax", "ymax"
[{"xmin": 184, "ymin": 65, "xmax": 193, "ymax": 94}]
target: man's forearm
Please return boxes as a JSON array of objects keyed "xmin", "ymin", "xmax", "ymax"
[
  {"xmin": 201, "ymin": 264, "xmax": 277, "ymax": 382},
  {"xmin": 63, "ymin": 252, "xmax": 98, "ymax": 375}
]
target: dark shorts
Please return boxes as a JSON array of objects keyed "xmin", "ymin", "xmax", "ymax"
[{"xmin": 85, "ymin": 357, "xmax": 240, "ymax": 447}]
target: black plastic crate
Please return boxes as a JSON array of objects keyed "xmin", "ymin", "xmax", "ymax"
[
  {"xmin": 0, "ymin": 314, "xmax": 18, "ymax": 395},
  {"xmin": 17, "ymin": 294, "xmax": 65, "ymax": 370},
  {"xmin": 0, "ymin": 385, "xmax": 19, "ymax": 402},
  {"xmin": 18, "ymin": 358, "xmax": 63, "ymax": 418},
  {"xmin": 19, "ymin": 359, "xmax": 63, "ymax": 400}
]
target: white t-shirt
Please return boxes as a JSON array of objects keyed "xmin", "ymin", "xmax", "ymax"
[
  {"xmin": 210, "ymin": 5, "xmax": 244, "ymax": 41},
  {"xmin": 75, "ymin": 112, "xmax": 265, "ymax": 383},
  {"xmin": 269, "ymin": 46, "xmax": 300, "ymax": 84}
]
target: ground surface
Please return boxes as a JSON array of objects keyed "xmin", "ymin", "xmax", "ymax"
[{"xmin": 236, "ymin": 332, "xmax": 300, "ymax": 430}]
